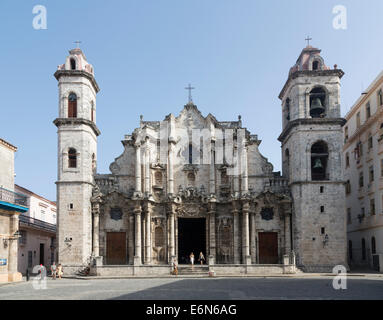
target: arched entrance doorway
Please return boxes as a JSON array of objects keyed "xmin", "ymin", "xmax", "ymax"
[{"xmin": 177, "ymin": 218, "xmax": 206, "ymax": 264}]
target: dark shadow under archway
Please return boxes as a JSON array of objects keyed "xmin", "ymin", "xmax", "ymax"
[{"xmin": 178, "ymin": 218, "xmax": 206, "ymax": 264}]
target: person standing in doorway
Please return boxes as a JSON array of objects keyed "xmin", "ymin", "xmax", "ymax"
[
  {"xmin": 198, "ymin": 252, "xmax": 205, "ymax": 265},
  {"xmin": 190, "ymin": 252, "xmax": 195, "ymax": 268}
]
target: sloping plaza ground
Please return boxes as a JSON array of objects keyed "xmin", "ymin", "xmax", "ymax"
[{"xmin": 0, "ymin": 275, "xmax": 382, "ymax": 300}]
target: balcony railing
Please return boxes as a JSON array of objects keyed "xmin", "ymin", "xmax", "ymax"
[
  {"xmin": 0, "ymin": 187, "xmax": 28, "ymax": 207},
  {"xmin": 19, "ymin": 214, "xmax": 56, "ymax": 233}
]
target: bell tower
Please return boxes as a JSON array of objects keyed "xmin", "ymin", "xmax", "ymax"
[
  {"xmin": 278, "ymin": 44, "xmax": 348, "ymax": 272},
  {"xmin": 53, "ymin": 48, "xmax": 100, "ymax": 273}
]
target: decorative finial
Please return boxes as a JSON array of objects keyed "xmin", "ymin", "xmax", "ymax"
[
  {"xmin": 334, "ymin": 64, "xmax": 338, "ymax": 69},
  {"xmin": 305, "ymin": 36, "xmax": 312, "ymax": 46},
  {"xmin": 185, "ymin": 83, "xmax": 195, "ymax": 103},
  {"xmin": 140, "ymin": 115, "xmax": 143, "ymax": 121}
]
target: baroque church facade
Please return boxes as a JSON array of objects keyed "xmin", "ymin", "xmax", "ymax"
[{"xmin": 54, "ymin": 45, "xmax": 347, "ymax": 275}]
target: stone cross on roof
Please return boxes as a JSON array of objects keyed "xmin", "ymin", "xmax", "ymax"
[{"xmin": 185, "ymin": 83, "xmax": 195, "ymax": 103}]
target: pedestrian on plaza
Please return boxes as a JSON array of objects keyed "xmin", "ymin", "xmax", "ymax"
[
  {"xmin": 172, "ymin": 258, "xmax": 178, "ymax": 276},
  {"xmin": 198, "ymin": 252, "xmax": 205, "ymax": 265},
  {"xmin": 50, "ymin": 262, "xmax": 57, "ymax": 280},
  {"xmin": 57, "ymin": 264, "xmax": 63, "ymax": 279},
  {"xmin": 190, "ymin": 252, "xmax": 195, "ymax": 267}
]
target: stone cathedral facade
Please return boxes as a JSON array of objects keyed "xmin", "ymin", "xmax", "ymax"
[{"xmin": 54, "ymin": 45, "xmax": 348, "ymax": 275}]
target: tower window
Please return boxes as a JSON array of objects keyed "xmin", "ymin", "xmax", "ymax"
[
  {"xmin": 346, "ymin": 180, "xmax": 351, "ymax": 194},
  {"xmin": 309, "ymin": 87, "xmax": 326, "ymax": 118},
  {"xmin": 285, "ymin": 98, "xmax": 290, "ymax": 121},
  {"xmin": 320, "ymin": 206, "xmax": 324, "ymax": 213},
  {"xmin": 312, "ymin": 60, "xmax": 319, "ymax": 70},
  {"xmin": 68, "ymin": 148, "xmax": 77, "ymax": 168},
  {"xmin": 68, "ymin": 93, "xmax": 77, "ymax": 118},
  {"xmin": 320, "ymin": 186, "xmax": 324, "ymax": 193},
  {"xmin": 70, "ymin": 58, "xmax": 76, "ymax": 70},
  {"xmin": 311, "ymin": 141, "xmax": 328, "ymax": 181},
  {"xmin": 321, "ymin": 227, "xmax": 325, "ymax": 235}
]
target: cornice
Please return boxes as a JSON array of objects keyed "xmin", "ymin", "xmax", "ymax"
[
  {"xmin": 54, "ymin": 70, "xmax": 100, "ymax": 93},
  {"xmin": 279, "ymin": 69, "xmax": 344, "ymax": 100},
  {"xmin": 53, "ymin": 118, "xmax": 101, "ymax": 136},
  {"xmin": 278, "ymin": 117, "xmax": 346, "ymax": 142}
]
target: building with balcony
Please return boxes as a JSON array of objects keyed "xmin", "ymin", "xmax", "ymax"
[
  {"xmin": 15, "ymin": 185, "xmax": 57, "ymax": 274},
  {"xmin": 0, "ymin": 138, "xmax": 28, "ymax": 282},
  {"xmin": 343, "ymin": 71, "xmax": 383, "ymax": 272}
]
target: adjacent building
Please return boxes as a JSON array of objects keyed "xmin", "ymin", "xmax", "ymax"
[
  {"xmin": 343, "ymin": 71, "xmax": 383, "ymax": 272},
  {"xmin": 15, "ymin": 185, "xmax": 57, "ymax": 274},
  {"xmin": 0, "ymin": 138, "xmax": 28, "ymax": 282}
]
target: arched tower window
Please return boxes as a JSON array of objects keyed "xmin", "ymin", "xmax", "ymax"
[
  {"xmin": 70, "ymin": 58, "xmax": 76, "ymax": 70},
  {"xmin": 285, "ymin": 98, "xmax": 290, "ymax": 121},
  {"xmin": 312, "ymin": 60, "xmax": 319, "ymax": 70},
  {"xmin": 68, "ymin": 93, "xmax": 77, "ymax": 118},
  {"xmin": 309, "ymin": 87, "xmax": 326, "ymax": 118},
  {"xmin": 68, "ymin": 148, "xmax": 77, "ymax": 168},
  {"xmin": 371, "ymin": 237, "xmax": 376, "ymax": 254},
  {"xmin": 361, "ymin": 238, "xmax": 366, "ymax": 260},
  {"xmin": 285, "ymin": 148, "xmax": 290, "ymax": 178},
  {"xmin": 311, "ymin": 141, "xmax": 329, "ymax": 181}
]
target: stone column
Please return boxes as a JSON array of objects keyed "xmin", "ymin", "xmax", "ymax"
[
  {"xmin": 209, "ymin": 141, "xmax": 216, "ymax": 195},
  {"xmin": 284, "ymin": 208, "xmax": 291, "ymax": 255},
  {"xmin": 168, "ymin": 142, "xmax": 175, "ymax": 195},
  {"xmin": 144, "ymin": 141, "xmax": 150, "ymax": 195},
  {"xmin": 240, "ymin": 144, "xmax": 248, "ymax": 195},
  {"xmin": 128, "ymin": 215, "xmax": 134, "ymax": 264},
  {"xmin": 242, "ymin": 201, "xmax": 251, "ymax": 264},
  {"xmin": 208, "ymin": 202, "xmax": 216, "ymax": 264},
  {"xmin": 168, "ymin": 204, "xmax": 176, "ymax": 263},
  {"xmin": 144, "ymin": 204, "xmax": 152, "ymax": 264},
  {"xmin": 250, "ymin": 210, "xmax": 256, "ymax": 264},
  {"xmin": 92, "ymin": 205, "xmax": 100, "ymax": 257},
  {"xmin": 232, "ymin": 201, "xmax": 240, "ymax": 264},
  {"xmin": 134, "ymin": 204, "xmax": 142, "ymax": 265},
  {"xmin": 8, "ymin": 214, "xmax": 19, "ymax": 274},
  {"xmin": 135, "ymin": 143, "xmax": 142, "ymax": 194}
]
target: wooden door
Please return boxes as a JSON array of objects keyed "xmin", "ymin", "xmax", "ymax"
[
  {"xmin": 106, "ymin": 232, "xmax": 127, "ymax": 265},
  {"xmin": 258, "ymin": 232, "xmax": 278, "ymax": 264}
]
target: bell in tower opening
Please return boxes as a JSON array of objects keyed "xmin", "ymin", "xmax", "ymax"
[
  {"xmin": 309, "ymin": 87, "xmax": 326, "ymax": 118},
  {"xmin": 311, "ymin": 141, "xmax": 328, "ymax": 181}
]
